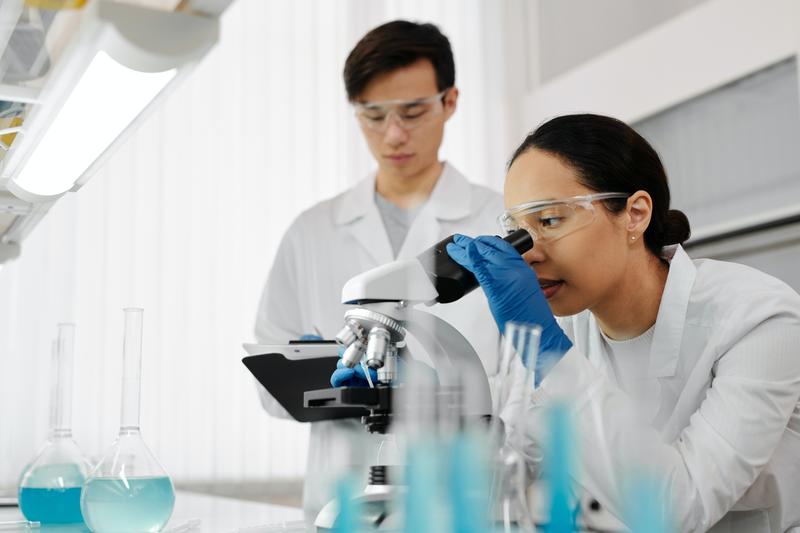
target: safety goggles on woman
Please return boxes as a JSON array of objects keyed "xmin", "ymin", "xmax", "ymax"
[
  {"xmin": 498, "ymin": 192, "xmax": 630, "ymax": 244},
  {"xmin": 353, "ymin": 89, "xmax": 450, "ymax": 132}
]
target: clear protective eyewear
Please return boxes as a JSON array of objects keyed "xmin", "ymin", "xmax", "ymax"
[
  {"xmin": 498, "ymin": 192, "xmax": 630, "ymax": 244},
  {"xmin": 353, "ymin": 89, "xmax": 449, "ymax": 132}
]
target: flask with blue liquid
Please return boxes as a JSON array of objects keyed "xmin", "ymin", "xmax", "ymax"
[
  {"xmin": 80, "ymin": 308, "xmax": 175, "ymax": 533},
  {"xmin": 18, "ymin": 323, "xmax": 91, "ymax": 524}
]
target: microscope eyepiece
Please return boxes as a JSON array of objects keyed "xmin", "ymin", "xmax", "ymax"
[{"xmin": 417, "ymin": 229, "xmax": 533, "ymax": 304}]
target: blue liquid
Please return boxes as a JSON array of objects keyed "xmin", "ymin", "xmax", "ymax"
[
  {"xmin": 19, "ymin": 486, "xmax": 84, "ymax": 523},
  {"xmin": 81, "ymin": 476, "xmax": 174, "ymax": 533}
]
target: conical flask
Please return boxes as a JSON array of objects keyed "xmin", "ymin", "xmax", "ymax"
[
  {"xmin": 18, "ymin": 323, "xmax": 91, "ymax": 524},
  {"xmin": 80, "ymin": 308, "xmax": 175, "ymax": 533}
]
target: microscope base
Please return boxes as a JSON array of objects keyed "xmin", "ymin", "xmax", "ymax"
[{"xmin": 314, "ymin": 483, "xmax": 403, "ymax": 532}]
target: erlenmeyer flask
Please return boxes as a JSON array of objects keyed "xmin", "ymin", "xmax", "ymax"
[
  {"xmin": 80, "ymin": 308, "xmax": 175, "ymax": 533},
  {"xmin": 18, "ymin": 323, "xmax": 91, "ymax": 524},
  {"xmin": 489, "ymin": 322, "xmax": 541, "ymax": 533}
]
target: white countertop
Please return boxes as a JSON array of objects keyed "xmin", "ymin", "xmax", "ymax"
[{"xmin": 0, "ymin": 490, "xmax": 307, "ymax": 532}]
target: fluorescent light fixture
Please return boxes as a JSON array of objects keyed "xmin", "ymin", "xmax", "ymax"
[
  {"xmin": 12, "ymin": 52, "xmax": 175, "ymax": 198},
  {"xmin": 3, "ymin": 1, "xmax": 218, "ymax": 204}
]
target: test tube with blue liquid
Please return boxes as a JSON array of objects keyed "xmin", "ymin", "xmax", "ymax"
[
  {"xmin": 80, "ymin": 308, "xmax": 175, "ymax": 533},
  {"xmin": 18, "ymin": 323, "xmax": 90, "ymax": 524}
]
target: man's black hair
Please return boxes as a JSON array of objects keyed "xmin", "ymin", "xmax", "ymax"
[{"xmin": 344, "ymin": 20, "xmax": 455, "ymax": 101}]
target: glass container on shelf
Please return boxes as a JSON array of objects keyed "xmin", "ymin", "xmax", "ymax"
[
  {"xmin": 18, "ymin": 323, "xmax": 91, "ymax": 524},
  {"xmin": 80, "ymin": 308, "xmax": 175, "ymax": 533}
]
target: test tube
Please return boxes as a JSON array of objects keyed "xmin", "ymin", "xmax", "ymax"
[{"xmin": 0, "ymin": 520, "xmax": 41, "ymax": 531}]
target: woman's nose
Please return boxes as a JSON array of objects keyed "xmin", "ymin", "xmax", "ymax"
[{"xmin": 521, "ymin": 241, "xmax": 545, "ymax": 264}]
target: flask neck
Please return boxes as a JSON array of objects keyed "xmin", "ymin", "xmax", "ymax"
[
  {"xmin": 120, "ymin": 308, "xmax": 144, "ymax": 429},
  {"xmin": 51, "ymin": 428, "xmax": 74, "ymax": 439},
  {"xmin": 118, "ymin": 426, "xmax": 141, "ymax": 436},
  {"xmin": 53, "ymin": 323, "xmax": 76, "ymax": 433}
]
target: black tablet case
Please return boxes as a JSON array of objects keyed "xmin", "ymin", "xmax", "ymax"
[{"xmin": 242, "ymin": 349, "xmax": 367, "ymax": 422}]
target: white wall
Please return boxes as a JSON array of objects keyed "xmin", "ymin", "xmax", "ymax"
[
  {"xmin": 525, "ymin": 0, "xmax": 800, "ymax": 126},
  {"xmin": 0, "ymin": 0, "xmax": 531, "ymax": 487},
  {"xmin": 535, "ymin": 0, "xmax": 707, "ymax": 82}
]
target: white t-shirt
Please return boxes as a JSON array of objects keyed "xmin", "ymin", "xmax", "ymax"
[{"xmin": 601, "ymin": 324, "xmax": 658, "ymax": 421}]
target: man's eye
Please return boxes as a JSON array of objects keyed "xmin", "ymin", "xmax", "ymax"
[
  {"xmin": 364, "ymin": 111, "xmax": 386, "ymax": 121},
  {"xmin": 400, "ymin": 105, "xmax": 427, "ymax": 119}
]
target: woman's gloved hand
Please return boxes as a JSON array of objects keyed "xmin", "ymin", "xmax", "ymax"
[
  {"xmin": 330, "ymin": 352, "xmax": 438, "ymax": 388},
  {"xmin": 330, "ymin": 358, "xmax": 379, "ymax": 387},
  {"xmin": 295, "ymin": 334, "xmax": 377, "ymax": 387},
  {"xmin": 446, "ymin": 234, "xmax": 573, "ymax": 385}
]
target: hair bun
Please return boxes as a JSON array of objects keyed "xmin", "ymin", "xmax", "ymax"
[{"xmin": 663, "ymin": 209, "xmax": 691, "ymax": 245}]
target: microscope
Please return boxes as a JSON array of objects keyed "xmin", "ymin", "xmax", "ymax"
[{"xmin": 304, "ymin": 229, "xmax": 533, "ymax": 531}]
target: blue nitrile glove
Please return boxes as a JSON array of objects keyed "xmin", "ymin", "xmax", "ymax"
[
  {"xmin": 330, "ymin": 352, "xmax": 438, "ymax": 388},
  {"xmin": 330, "ymin": 358, "xmax": 379, "ymax": 387},
  {"xmin": 446, "ymin": 234, "xmax": 573, "ymax": 385},
  {"xmin": 295, "ymin": 334, "xmax": 377, "ymax": 387}
]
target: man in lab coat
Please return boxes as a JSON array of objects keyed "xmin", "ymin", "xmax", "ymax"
[{"xmin": 253, "ymin": 20, "xmax": 503, "ymax": 520}]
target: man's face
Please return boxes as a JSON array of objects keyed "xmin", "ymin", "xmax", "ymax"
[{"xmin": 354, "ymin": 59, "xmax": 457, "ymax": 179}]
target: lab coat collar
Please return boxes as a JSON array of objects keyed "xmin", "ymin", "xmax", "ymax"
[
  {"xmin": 648, "ymin": 244, "xmax": 696, "ymax": 378},
  {"xmin": 332, "ymin": 161, "xmax": 471, "ymax": 226}
]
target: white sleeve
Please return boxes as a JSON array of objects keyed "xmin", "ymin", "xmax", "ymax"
[
  {"xmin": 252, "ymin": 227, "xmax": 306, "ymax": 420},
  {"xmin": 517, "ymin": 317, "xmax": 800, "ymax": 532}
]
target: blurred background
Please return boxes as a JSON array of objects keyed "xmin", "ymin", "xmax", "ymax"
[{"xmin": 1, "ymin": 0, "xmax": 798, "ymax": 507}]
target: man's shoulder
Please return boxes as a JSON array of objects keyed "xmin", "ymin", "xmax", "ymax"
[
  {"xmin": 470, "ymin": 182, "xmax": 503, "ymax": 206},
  {"xmin": 467, "ymin": 180, "xmax": 502, "ymax": 197},
  {"xmin": 462, "ymin": 179, "xmax": 504, "ymax": 222},
  {"xmin": 446, "ymin": 165, "xmax": 500, "ymax": 197},
  {"xmin": 283, "ymin": 184, "xmax": 358, "ymax": 237}
]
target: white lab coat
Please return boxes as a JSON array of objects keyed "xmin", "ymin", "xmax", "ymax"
[
  {"xmin": 254, "ymin": 163, "xmax": 503, "ymax": 520},
  {"xmin": 506, "ymin": 245, "xmax": 800, "ymax": 532}
]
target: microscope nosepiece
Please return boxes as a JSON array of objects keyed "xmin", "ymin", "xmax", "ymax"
[
  {"xmin": 365, "ymin": 327, "xmax": 391, "ymax": 369},
  {"xmin": 341, "ymin": 340, "xmax": 365, "ymax": 368}
]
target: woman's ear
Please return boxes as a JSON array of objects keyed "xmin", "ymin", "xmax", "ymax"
[{"xmin": 626, "ymin": 190, "xmax": 653, "ymax": 242}]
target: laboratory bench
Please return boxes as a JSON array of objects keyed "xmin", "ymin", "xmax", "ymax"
[{"xmin": 0, "ymin": 490, "xmax": 306, "ymax": 532}]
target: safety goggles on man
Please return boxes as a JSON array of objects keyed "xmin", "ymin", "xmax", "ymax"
[
  {"xmin": 353, "ymin": 89, "xmax": 449, "ymax": 132},
  {"xmin": 498, "ymin": 192, "xmax": 630, "ymax": 244}
]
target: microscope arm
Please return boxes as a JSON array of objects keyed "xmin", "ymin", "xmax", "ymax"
[
  {"xmin": 399, "ymin": 307, "xmax": 492, "ymax": 418},
  {"xmin": 329, "ymin": 230, "xmax": 532, "ymax": 419}
]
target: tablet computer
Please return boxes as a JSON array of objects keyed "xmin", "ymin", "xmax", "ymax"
[{"xmin": 241, "ymin": 341, "xmax": 367, "ymax": 422}]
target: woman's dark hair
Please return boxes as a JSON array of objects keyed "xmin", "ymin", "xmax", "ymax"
[
  {"xmin": 509, "ymin": 114, "xmax": 690, "ymax": 256},
  {"xmin": 344, "ymin": 20, "xmax": 455, "ymax": 101}
]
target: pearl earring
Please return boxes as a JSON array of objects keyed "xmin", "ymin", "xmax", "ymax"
[{"xmin": 631, "ymin": 236, "xmax": 636, "ymax": 241}]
